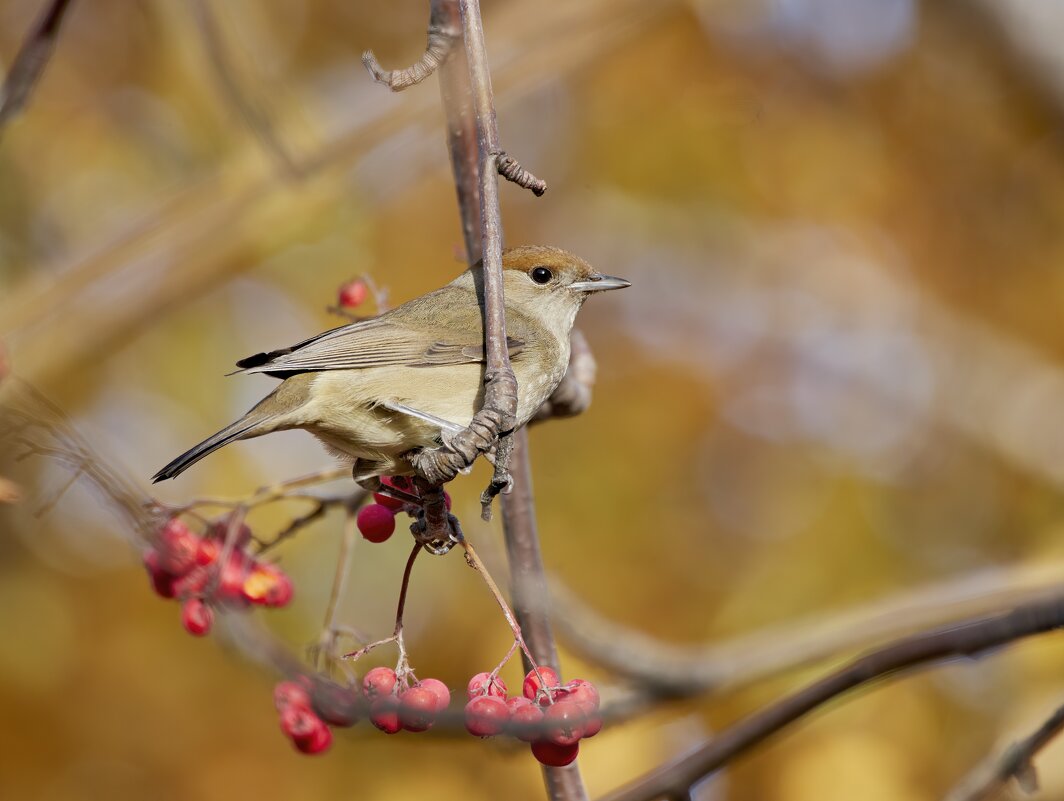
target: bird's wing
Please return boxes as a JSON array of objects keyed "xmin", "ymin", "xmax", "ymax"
[{"xmin": 234, "ymin": 317, "xmax": 524, "ymax": 376}]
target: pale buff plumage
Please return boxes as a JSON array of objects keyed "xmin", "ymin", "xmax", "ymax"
[{"xmin": 153, "ymin": 246, "xmax": 628, "ymax": 483}]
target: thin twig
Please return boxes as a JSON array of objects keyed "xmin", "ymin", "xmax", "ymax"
[
  {"xmin": 0, "ymin": 0, "xmax": 74, "ymax": 137},
  {"xmin": 945, "ymin": 701, "xmax": 1064, "ymax": 801},
  {"xmin": 495, "ymin": 151, "xmax": 547, "ymax": 196},
  {"xmin": 598, "ymin": 596, "xmax": 1064, "ymax": 801}
]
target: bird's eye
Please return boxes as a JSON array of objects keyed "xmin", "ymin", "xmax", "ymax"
[{"xmin": 530, "ymin": 266, "xmax": 553, "ymax": 285}]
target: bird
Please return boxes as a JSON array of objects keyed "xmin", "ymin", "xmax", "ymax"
[{"xmin": 152, "ymin": 245, "xmax": 629, "ymax": 484}]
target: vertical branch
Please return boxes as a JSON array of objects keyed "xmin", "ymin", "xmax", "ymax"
[{"xmin": 435, "ymin": 1, "xmax": 587, "ymax": 799}]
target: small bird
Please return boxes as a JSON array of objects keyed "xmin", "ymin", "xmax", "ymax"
[{"xmin": 152, "ymin": 246, "xmax": 629, "ymax": 484}]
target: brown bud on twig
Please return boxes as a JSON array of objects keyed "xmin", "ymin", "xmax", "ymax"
[{"xmin": 495, "ymin": 151, "xmax": 547, "ymax": 196}]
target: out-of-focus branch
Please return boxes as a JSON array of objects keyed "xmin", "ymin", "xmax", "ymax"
[
  {"xmin": 599, "ymin": 596, "xmax": 1064, "ymax": 801},
  {"xmin": 945, "ymin": 701, "xmax": 1064, "ymax": 801},
  {"xmin": 188, "ymin": 0, "xmax": 302, "ymax": 180},
  {"xmin": 531, "ymin": 330, "xmax": 596, "ymax": 423},
  {"xmin": 0, "ymin": 0, "xmax": 75, "ymax": 137}
]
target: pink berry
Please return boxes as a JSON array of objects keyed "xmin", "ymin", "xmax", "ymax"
[
  {"xmin": 369, "ymin": 696, "xmax": 401, "ymax": 734},
  {"xmin": 443, "ymin": 491, "xmax": 452, "ymax": 510},
  {"xmin": 195, "ymin": 537, "xmax": 220, "ymax": 566},
  {"xmin": 357, "ymin": 504, "xmax": 396, "ymax": 543},
  {"xmin": 243, "ymin": 563, "xmax": 294, "ymax": 607},
  {"xmin": 399, "ymin": 686, "xmax": 439, "ymax": 732},
  {"xmin": 216, "ymin": 551, "xmax": 252, "ymax": 605},
  {"xmin": 464, "ymin": 696, "xmax": 510, "ymax": 737},
  {"xmin": 418, "ymin": 678, "xmax": 451, "ymax": 710},
  {"xmin": 144, "ymin": 551, "xmax": 178, "ymax": 599},
  {"xmin": 531, "ymin": 740, "xmax": 580, "ymax": 767},
  {"xmin": 338, "ymin": 279, "xmax": 368, "ymax": 309},
  {"xmin": 373, "ymin": 491, "xmax": 406, "ymax": 512},
  {"xmin": 362, "ymin": 666, "xmax": 397, "ymax": 700},
  {"xmin": 295, "ymin": 721, "xmax": 333, "ymax": 755},
  {"xmin": 158, "ymin": 518, "xmax": 198, "ymax": 575},
  {"xmin": 180, "ymin": 598, "xmax": 213, "ymax": 636},
  {"xmin": 507, "ymin": 697, "xmax": 545, "ymax": 742},
  {"xmin": 274, "ymin": 680, "xmax": 312, "ymax": 712},
  {"xmin": 523, "ymin": 667, "xmax": 560, "ymax": 702},
  {"xmin": 561, "ymin": 678, "xmax": 600, "ymax": 712},
  {"xmin": 543, "ymin": 699, "xmax": 585, "ymax": 746},
  {"xmin": 467, "ymin": 672, "xmax": 507, "ymax": 699},
  {"xmin": 582, "ymin": 714, "xmax": 603, "ymax": 738}
]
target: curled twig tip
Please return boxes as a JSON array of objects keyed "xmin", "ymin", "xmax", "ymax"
[
  {"xmin": 362, "ymin": 24, "xmax": 458, "ymax": 93},
  {"xmin": 495, "ymin": 151, "xmax": 547, "ymax": 196}
]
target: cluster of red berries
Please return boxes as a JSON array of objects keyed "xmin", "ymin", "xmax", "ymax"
[
  {"xmin": 465, "ymin": 667, "xmax": 601, "ymax": 767},
  {"xmin": 271, "ymin": 665, "xmax": 601, "ymax": 765},
  {"xmin": 356, "ymin": 476, "xmax": 451, "ymax": 544},
  {"xmin": 271, "ymin": 667, "xmax": 451, "ymax": 754},
  {"xmin": 143, "ymin": 517, "xmax": 293, "ymax": 637}
]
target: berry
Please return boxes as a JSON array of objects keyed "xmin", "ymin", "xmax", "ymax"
[
  {"xmin": 312, "ymin": 681, "xmax": 361, "ymax": 727},
  {"xmin": 418, "ymin": 678, "xmax": 451, "ymax": 710},
  {"xmin": 158, "ymin": 518, "xmax": 198, "ymax": 574},
  {"xmin": 531, "ymin": 740, "xmax": 580, "ymax": 767},
  {"xmin": 195, "ymin": 538, "xmax": 220, "ymax": 566},
  {"xmin": 362, "ymin": 666, "xmax": 397, "ymax": 700},
  {"xmin": 295, "ymin": 722, "xmax": 333, "ymax": 755},
  {"xmin": 274, "ymin": 680, "xmax": 312, "ymax": 712},
  {"xmin": 243, "ymin": 563, "xmax": 294, "ymax": 607},
  {"xmin": 373, "ymin": 491, "xmax": 406, "ymax": 512},
  {"xmin": 464, "ymin": 696, "xmax": 509, "ymax": 737},
  {"xmin": 357, "ymin": 504, "xmax": 396, "ymax": 543},
  {"xmin": 144, "ymin": 551, "xmax": 178, "ymax": 599},
  {"xmin": 216, "ymin": 551, "xmax": 252, "ymax": 605},
  {"xmin": 507, "ymin": 697, "xmax": 544, "ymax": 742},
  {"xmin": 443, "ymin": 491, "xmax": 452, "ymax": 511},
  {"xmin": 560, "ymin": 678, "xmax": 600, "ymax": 712},
  {"xmin": 543, "ymin": 699, "xmax": 585, "ymax": 746},
  {"xmin": 467, "ymin": 672, "xmax": 507, "ymax": 699},
  {"xmin": 399, "ymin": 687, "xmax": 438, "ymax": 732},
  {"xmin": 180, "ymin": 598, "xmax": 213, "ymax": 636},
  {"xmin": 523, "ymin": 667, "xmax": 560, "ymax": 702},
  {"xmin": 369, "ymin": 696, "xmax": 401, "ymax": 734},
  {"xmin": 582, "ymin": 714, "xmax": 603, "ymax": 738},
  {"xmin": 280, "ymin": 705, "xmax": 332, "ymax": 754},
  {"xmin": 338, "ymin": 279, "xmax": 368, "ymax": 309}
]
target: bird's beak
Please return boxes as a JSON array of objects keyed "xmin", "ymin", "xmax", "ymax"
[{"xmin": 570, "ymin": 273, "xmax": 632, "ymax": 293}]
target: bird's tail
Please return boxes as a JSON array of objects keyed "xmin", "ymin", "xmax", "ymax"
[{"xmin": 151, "ymin": 416, "xmax": 265, "ymax": 483}]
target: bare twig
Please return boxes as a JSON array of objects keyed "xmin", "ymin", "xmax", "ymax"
[
  {"xmin": 945, "ymin": 701, "xmax": 1064, "ymax": 801},
  {"xmin": 0, "ymin": 0, "xmax": 74, "ymax": 136},
  {"xmin": 188, "ymin": 0, "xmax": 302, "ymax": 179},
  {"xmin": 363, "ymin": 7, "xmax": 460, "ymax": 92},
  {"xmin": 598, "ymin": 596, "xmax": 1064, "ymax": 801}
]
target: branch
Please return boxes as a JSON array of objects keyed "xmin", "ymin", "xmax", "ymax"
[
  {"xmin": 599, "ymin": 595, "xmax": 1064, "ymax": 801},
  {"xmin": 0, "ymin": 0, "xmax": 74, "ymax": 137},
  {"xmin": 945, "ymin": 701, "xmax": 1064, "ymax": 801}
]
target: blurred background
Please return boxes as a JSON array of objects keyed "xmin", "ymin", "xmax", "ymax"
[{"xmin": 4, "ymin": 0, "xmax": 1064, "ymax": 799}]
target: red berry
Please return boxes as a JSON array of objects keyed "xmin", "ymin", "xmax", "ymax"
[
  {"xmin": 369, "ymin": 696, "xmax": 401, "ymax": 734},
  {"xmin": 444, "ymin": 491, "xmax": 452, "ymax": 511},
  {"xmin": 216, "ymin": 551, "xmax": 252, "ymax": 605},
  {"xmin": 180, "ymin": 598, "xmax": 213, "ymax": 636},
  {"xmin": 531, "ymin": 740, "xmax": 580, "ymax": 767},
  {"xmin": 158, "ymin": 518, "xmax": 198, "ymax": 575},
  {"xmin": 508, "ymin": 698, "xmax": 545, "ymax": 742},
  {"xmin": 357, "ymin": 504, "xmax": 396, "ymax": 543},
  {"xmin": 362, "ymin": 666, "xmax": 397, "ymax": 700},
  {"xmin": 464, "ymin": 696, "xmax": 510, "ymax": 737},
  {"xmin": 144, "ymin": 551, "xmax": 178, "ymax": 599},
  {"xmin": 373, "ymin": 491, "xmax": 406, "ymax": 512},
  {"xmin": 295, "ymin": 721, "xmax": 333, "ymax": 755},
  {"xmin": 274, "ymin": 680, "xmax": 312, "ymax": 712},
  {"xmin": 418, "ymin": 678, "xmax": 451, "ymax": 710},
  {"xmin": 543, "ymin": 699, "xmax": 585, "ymax": 746},
  {"xmin": 399, "ymin": 687, "xmax": 438, "ymax": 732},
  {"xmin": 195, "ymin": 537, "xmax": 220, "ymax": 566},
  {"xmin": 382, "ymin": 475, "xmax": 413, "ymax": 492},
  {"xmin": 523, "ymin": 667, "xmax": 560, "ymax": 702},
  {"xmin": 312, "ymin": 681, "xmax": 361, "ymax": 727},
  {"xmin": 582, "ymin": 714, "xmax": 603, "ymax": 738},
  {"xmin": 561, "ymin": 678, "xmax": 600, "ymax": 712},
  {"xmin": 338, "ymin": 279, "xmax": 368, "ymax": 309},
  {"xmin": 467, "ymin": 672, "xmax": 507, "ymax": 699},
  {"xmin": 243, "ymin": 563, "xmax": 294, "ymax": 607}
]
